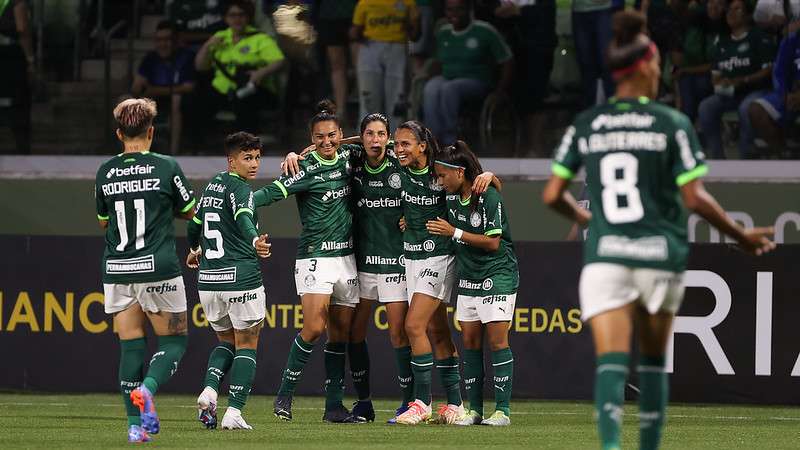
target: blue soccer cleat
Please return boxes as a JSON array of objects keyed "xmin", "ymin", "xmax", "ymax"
[
  {"xmin": 130, "ymin": 385, "xmax": 160, "ymax": 434},
  {"xmin": 127, "ymin": 424, "xmax": 152, "ymax": 443},
  {"xmin": 387, "ymin": 403, "xmax": 410, "ymax": 424}
]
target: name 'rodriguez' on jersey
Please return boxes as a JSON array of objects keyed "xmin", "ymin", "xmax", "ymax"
[{"xmin": 252, "ymin": 145, "xmax": 357, "ymax": 259}]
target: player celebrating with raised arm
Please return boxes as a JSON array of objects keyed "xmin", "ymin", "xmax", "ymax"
[
  {"xmin": 542, "ymin": 11, "xmax": 775, "ymax": 450},
  {"xmin": 187, "ymin": 132, "xmax": 271, "ymax": 431},
  {"xmin": 393, "ymin": 120, "xmax": 498, "ymax": 425},
  {"xmin": 94, "ymin": 98, "xmax": 196, "ymax": 443},
  {"xmin": 256, "ymin": 101, "xmax": 360, "ymax": 423},
  {"xmin": 426, "ymin": 141, "xmax": 518, "ymax": 426}
]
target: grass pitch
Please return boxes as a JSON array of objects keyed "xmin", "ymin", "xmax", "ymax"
[{"xmin": 1, "ymin": 394, "xmax": 799, "ymax": 449}]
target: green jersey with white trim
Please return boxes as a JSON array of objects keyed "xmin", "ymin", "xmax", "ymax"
[
  {"xmin": 401, "ymin": 164, "xmax": 453, "ymax": 260},
  {"xmin": 352, "ymin": 149, "xmax": 405, "ymax": 274},
  {"xmin": 552, "ymin": 97, "xmax": 708, "ymax": 272},
  {"xmin": 94, "ymin": 151, "xmax": 195, "ymax": 284},
  {"xmin": 190, "ymin": 172, "xmax": 262, "ymax": 291},
  {"xmin": 447, "ymin": 187, "xmax": 518, "ymax": 296},
  {"xmin": 254, "ymin": 145, "xmax": 355, "ymax": 259}
]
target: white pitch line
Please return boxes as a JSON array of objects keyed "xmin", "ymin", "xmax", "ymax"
[{"xmin": 1, "ymin": 402, "xmax": 799, "ymax": 422}]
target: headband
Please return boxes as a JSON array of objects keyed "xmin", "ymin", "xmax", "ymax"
[
  {"xmin": 611, "ymin": 42, "xmax": 657, "ymax": 80},
  {"xmin": 434, "ymin": 160, "xmax": 465, "ymax": 170}
]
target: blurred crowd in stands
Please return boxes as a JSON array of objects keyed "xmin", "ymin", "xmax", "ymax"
[{"xmin": 1, "ymin": 0, "xmax": 799, "ymax": 158}]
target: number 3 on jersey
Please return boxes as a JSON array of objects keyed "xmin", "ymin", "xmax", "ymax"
[
  {"xmin": 204, "ymin": 212, "xmax": 225, "ymax": 259},
  {"xmin": 600, "ymin": 152, "xmax": 644, "ymax": 224}
]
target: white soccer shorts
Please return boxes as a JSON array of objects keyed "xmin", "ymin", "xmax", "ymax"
[
  {"xmin": 294, "ymin": 255, "xmax": 360, "ymax": 307},
  {"xmin": 456, "ymin": 293, "xmax": 517, "ymax": 323},
  {"xmin": 404, "ymin": 254, "xmax": 456, "ymax": 303},
  {"xmin": 358, "ymin": 271, "xmax": 407, "ymax": 303},
  {"xmin": 198, "ymin": 285, "xmax": 266, "ymax": 332},
  {"xmin": 103, "ymin": 276, "xmax": 187, "ymax": 314}
]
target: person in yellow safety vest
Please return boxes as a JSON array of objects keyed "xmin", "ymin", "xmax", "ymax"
[{"xmin": 195, "ymin": 0, "xmax": 286, "ymax": 134}]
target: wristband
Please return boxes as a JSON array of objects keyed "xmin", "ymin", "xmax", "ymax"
[
  {"xmin": 252, "ymin": 237, "xmax": 259, "ymax": 248},
  {"xmin": 190, "ymin": 246, "xmax": 201, "ymax": 255},
  {"xmin": 452, "ymin": 228, "xmax": 464, "ymax": 241}
]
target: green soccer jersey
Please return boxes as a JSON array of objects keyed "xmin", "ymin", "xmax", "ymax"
[
  {"xmin": 95, "ymin": 151, "xmax": 196, "ymax": 284},
  {"xmin": 447, "ymin": 187, "xmax": 519, "ymax": 296},
  {"xmin": 188, "ymin": 172, "xmax": 262, "ymax": 291},
  {"xmin": 552, "ymin": 97, "xmax": 708, "ymax": 272},
  {"xmin": 254, "ymin": 146, "xmax": 356, "ymax": 259},
  {"xmin": 435, "ymin": 20, "xmax": 513, "ymax": 84},
  {"xmin": 400, "ymin": 164, "xmax": 453, "ymax": 260},
  {"xmin": 352, "ymin": 150, "xmax": 405, "ymax": 274},
  {"xmin": 711, "ymin": 29, "xmax": 775, "ymax": 81}
]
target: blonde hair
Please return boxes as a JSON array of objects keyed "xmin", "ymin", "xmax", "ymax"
[{"xmin": 113, "ymin": 98, "xmax": 157, "ymax": 138}]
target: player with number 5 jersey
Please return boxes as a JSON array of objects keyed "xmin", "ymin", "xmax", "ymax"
[
  {"xmin": 94, "ymin": 98, "xmax": 195, "ymax": 443},
  {"xmin": 543, "ymin": 12, "xmax": 775, "ymax": 450}
]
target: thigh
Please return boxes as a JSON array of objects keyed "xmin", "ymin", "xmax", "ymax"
[
  {"xmin": 579, "ymin": 263, "xmax": 639, "ymax": 322},
  {"xmin": 589, "ymin": 302, "xmax": 636, "ymax": 354},
  {"xmin": 331, "ymin": 255, "xmax": 360, "ymax": 307},
  {"xmin": 113, "ymin": 302, "xmax": 148, "ymax": 339},
  {"xmin": 423, "ymin": 75, "xmax": 446, "ymax": 98},
  {"xmin": 199, "ymin": 291, "xmax": 233, "ymax": 332},
  {"xmin": 350, "ymin": 298, "xmax": 375, "ymax": 341},
  {"xmin": 385, "ymin": 300, "xmax": 409, "ymax": 330},
  {"xmin": 233, "ymin": 321, "xmax": 263, "ymax": 350},
  {"xmin": 442, "ymin": 78, "xmax": 489, "ymax": 102},
  {"xmin": 407, "ymin": 291, "xmax": 442, "ymax": 327},
  {"xmin": 301, "ymin": 292, "xmax": 331, "ymax": 331},
  {"xmin": 460, "ymin": 320, "xmax": 483, "ymax": 350},
  {"xmin": 328, "ymin": 303, "xmax": 355, "ymax": 341},
  {"xmin": 146, "ymin": 309, "xmax": 188, "ymax": 336},
  {"xmin": 635, "ymin": 307, "xmax": 675, "ymax": 357}
]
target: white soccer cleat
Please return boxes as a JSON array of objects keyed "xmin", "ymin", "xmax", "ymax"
[
  {"xmin": 433, "ymin": 403, "xmax": 466, "ymax": 425},
  {"xmin": 481, "ymin": 410, "xmax": 511, "ymax": 426},
  {"xmin": 221, "ymin": 407, "xmax": 253, "ymax": 430},
  {"xmin": 454, "ymin": 409, "xmax": 483, "ymax": 426},
  {"xmin": 197, "ymin": 387, "xmax": 218, "ymax": 429},
  {"xmin": 395, "ymin": 399, "xmax": 432, "ymax": 425}
]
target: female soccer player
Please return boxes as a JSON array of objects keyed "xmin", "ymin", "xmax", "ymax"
[
  {"xmin": 254, "ymin": 101, "xmax": 360, "ymax": 423},
  {"xmin": 94, "ymin": 98, "xmax": 196, "ymax": 443},
  {"xmin": 187, "ymin": 132, "xmax": 271, "ymax": 430},
  {"xmin": 426, "ymin": 140, "xmax": 518, "ymax": 426},
  {"xmin": 392, "ymin": 120, "xmax": 497, "ymax": 425},
  {"xmin": 543, "ymin": 11, "xmax": 775, "ymax": 450}
]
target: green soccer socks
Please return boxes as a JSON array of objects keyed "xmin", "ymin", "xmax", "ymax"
[
  {"xmin": 203, "ymin": 342, "xmax": 235, "ymax": 393},
  {"xmin": 348, "ymin": 341, "xmax": 371, "ymax": 401},
  {"xmin": 228, "ymin": 349, "xmax": 257, "ymax": 411},
  {"xmin": 436, "ymin": 356, "xmax": 463, "ymax": 406},
  {"xmin": 394, "ymin": 346, "xmax": 414, "ymax": 404},
  {"xmin": 638, "ymin": 355, "xmax": 667, "ymax": 450},
  {"xmin": 463, "ymin": 348, "xmax": 485, "ymax": 416},
  {"xmin": 277, "ymin": 334, "xmax": 314, "ymax": 396},
  {"xmin": 142, "ymin": 335, "xmax": 188, "ymax": 394},
  {"xmin": 324, "ymin": 342, "xmax": 347, "ymax": 409},
  {"xmin": 595, "ymin": 352, "xmax": 630, "ymax": 450},
  {"xmin": 119, "ymin": 338, "xmax": 146, "ymax": 427},
  {"xmin": 411, "ymin": 352, "xmax": 434, "ymax": 405},
  {"xmin": 491, "ymin": 347, "xmax": 513, "ymax": 416}
]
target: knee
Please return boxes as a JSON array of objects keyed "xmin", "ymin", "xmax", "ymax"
[
  {"xmin": 405, "ymin": 319, "xmax": 427, "ymax": 339},
  {"xmin": 487, "ymin": 336, "xmax": 509, "ymax": 352},
  {"xmin": 389, "ymin": 326, "xmax": 408, "ymax": 348},
  {"xmin": 302, "ymin": 321, "xmax": 326, "ymax": 341},
  {"xmin": 461, "ymin": 333, "xmax": 482, "ymax": 350}
]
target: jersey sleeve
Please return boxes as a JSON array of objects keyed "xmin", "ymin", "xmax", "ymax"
[
  {"xmin": 230, "ymin": 183, "xmax": 259, "ymax": 242},
  {"xmin": 482, "ymin": 190, "xmax": 504, "ymax": 237},
  {"xmin": 258, "ymin": 35, "xmax": 285, "ymax": 64},
  {"xmin": 551, "ymin": 124, "xmax": 582, "ymax": 180},
  {"xmin": 253, "ymin": 168, "xmax": 312, "ymax": 207},
  {"xmin": 95, "ymin": 170, "xmax": 109, "ymax": 221},
  {"xmin": 170, "ymin": 159, "xmax": 196, "ymax": 213},
  {"xmin": 671, "ymin": 114, "xmax": 709, "ymax": 186},
  {"xmin": 352, "ymin": 1, "xmax": 366, "ymax": 26},
  {"xmin": 486, "ymin": 26, "xmax": 513, "ymax": 64},
  {"xmin": 755, "ymin": 31, "xmax": 777, "ymax": 69}
]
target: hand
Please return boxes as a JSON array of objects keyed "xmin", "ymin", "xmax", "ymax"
[
  {"xmin": 254, "ymin": 234, "xmax": 272, "ymax": 258},
  {"xmin": 398, "ymin": 216, "xmax": 407, "ymax": 232},
  {"xmin": 426, "ymin": 217, "xmax": 455, "ymax": 237},
  {"xmin": 473, "ymin": 171, "xmax": 494, "ymax": 194},
  {"xmin": 494, "ymin": 1, "xmax": 520, "ymax": 18},
  {"xmin": 206, "ymin": 35, "xmax": 224, "ymax": 48},
  {"xmin": 186, "ymin": 248, "xmax": 201, "ymax": 269},
  {"xmin": 248, "ymin": 69, "xmax": 264, "ymax": 85},
  {"xmin": 282, "ymin": 151, "xmax": 305, "ymax": 176},
  {"xmin": 738, "ymin": 227, "xmax": 776, "ymax": 256}
]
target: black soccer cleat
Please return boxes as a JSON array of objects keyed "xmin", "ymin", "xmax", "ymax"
[
  {"xmin": 351, "ymin": 400, "xmax": 375, "ymax": 423},
  {"xmin": 273, "ymin": 394, "xmax": 293, "ymax": 421},
  {"xmin": 322, "ymin": 403, "xmax": 360, "ymax": 423}
]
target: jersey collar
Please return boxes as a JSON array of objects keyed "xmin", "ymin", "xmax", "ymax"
[
  {"xmin": 459, "ymin": 195, "xmax": 471, "ymax": 206},
  {"xmin": 609, "ymin": 96, "xmax": 650, "ymax": 105},
  {"xmin": 311, "ymin": 151, "xmax": 339, "ymax": 166},
  {"xmin": 228, "ymin": 171, "xmax": 243, "ymax": 179},
  {"xmin": 364, "ymin": 157, "xmax": 389, "ymax": 174},
  {"xmin": 408, "ymin": 165, "xmax": 429, "ymax": 175}
]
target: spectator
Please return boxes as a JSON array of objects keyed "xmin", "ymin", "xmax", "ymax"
[
  {"xmin": 749, "ymin": 26, "xmax": 800, "ymax": 157},
  {"xmin": 410, "ymin": 0, "xmax": 436, "ymax": 76},
  {"xmin": 194, "ymin": 0, "xmax": 286, "ymax": 134},
  {"xmin": 314, "ymin": 0, "xmax": 358, "ymax": 125},
  {"xmin": 572, "ymin": 0, "xmax": 614, "ymax": 106},
  {"xmin": 167, "ymin": 0, "xmax": 227, "ymax": 47},
  {"xmin": 131, "ymin": 20, "xmax": 196, "ymax": 154},
  {"xmin": 0, "ymin": 0, "xmax": 33, "ymax": 154},
  {"xmin": 350, "ymin": 0, "xmax": 419, "ymax": 128},
  {"xmin": 707, "ymin": 0, "xmax": 730, "ymax": 34},
  {"xmin": 485, "ymin": 0, "xmax": 557, "ymax": 155},
  {"xmin": 754, "ymin": 0, "xmax": 800, "ymax": 30},
  {"xmin": 698, "ymin": 0, "xmax": 775, "ymax": 159},
  {"xmin": 422, "ymin": 0, "xmax": 513, "ymax": 146},
  {"xmin": 672, "ymin": 0, "xmax": 714, "ymax": 122}
]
